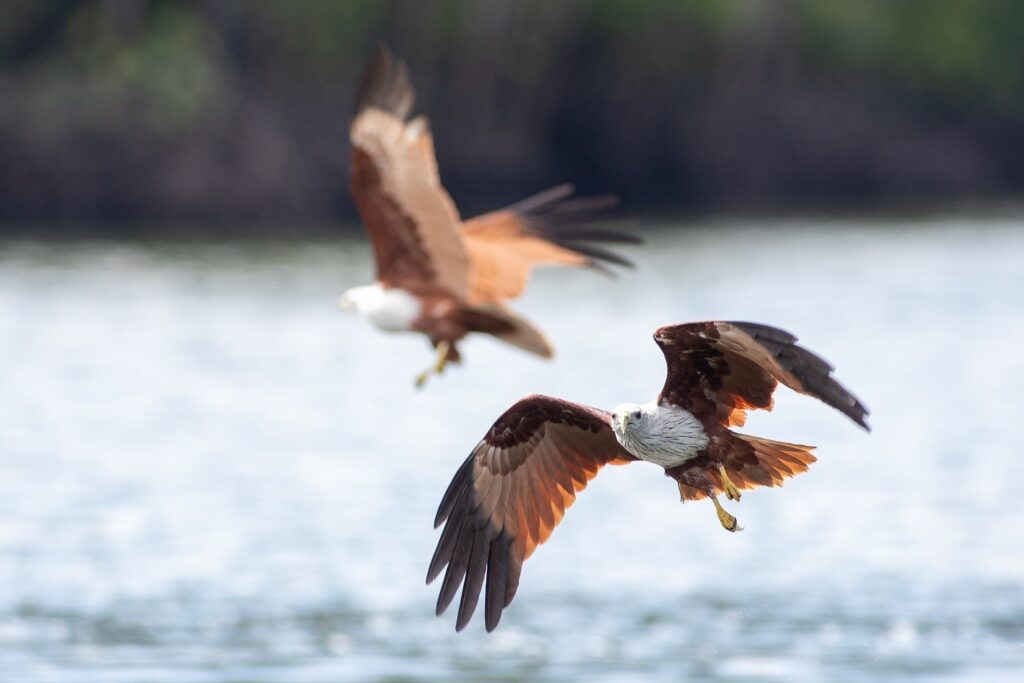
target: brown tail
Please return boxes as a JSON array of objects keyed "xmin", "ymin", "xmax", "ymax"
[
  {"xmin": 458, "ymin": 304, "xmax": 554, "ymax": 359},
  {"xmin": 725, "ymin": 433, "xmax": 817, "ymax": 490},
  {"xmin": 678, "ymin": 433, "xmax": 817, "ymax": 501}
]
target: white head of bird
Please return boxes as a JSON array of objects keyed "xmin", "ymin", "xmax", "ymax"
[
  {"xmin": 338, "ymin": 283, "xmax": 421, "ymax": 332},
  {"xmin": 610, "ymin": 402, "xmax": 645, "ymax": 441},
  {"xmin": 610, "ymin": 400, "xmax": 709, "ymax": 468}
]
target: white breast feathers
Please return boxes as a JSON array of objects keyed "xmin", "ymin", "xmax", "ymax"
[{"xmin": 610, "ymin": 400, "xmax": 709, "ymax": 468}]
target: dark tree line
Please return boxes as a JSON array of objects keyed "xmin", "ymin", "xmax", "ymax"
[{"xmin": 2, "ymin": 0, "xmax": 1024, "ymax": 234}]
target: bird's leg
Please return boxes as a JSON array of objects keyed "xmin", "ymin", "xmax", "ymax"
[
  {"xmin": 718, "ymin": 464, "xmax": 741, "ymax": 501},
  {"xmin": 414, "ymin": 341, "xmax": 451, "ymax": 388},
  {"xmin": 433, "ymin": 340, "xmax": 450, "ymax": 375},
  {"xmin": 710, "ymin": 494, "xmax": 742, "ymax": 533}
]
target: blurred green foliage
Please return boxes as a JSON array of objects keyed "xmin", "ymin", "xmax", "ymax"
[
  {"xmin": 797, "ymin": 0, "xmax": 1024, "ymax": 102},
  {"xmin": 2, "ymin": 0, "xmax": 1023, "ymax": 228}
]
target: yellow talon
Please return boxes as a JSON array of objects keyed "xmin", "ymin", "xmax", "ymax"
[
  {"xmin": 719, "ymin": 465, "xmax": 741, "ymax": 501},
  {"xmin": 711, "ymin": 495, "xmax": 742, "ymax": 533}
]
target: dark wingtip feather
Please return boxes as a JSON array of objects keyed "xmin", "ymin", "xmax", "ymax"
[
  {"xmin": 547, "ymin": 194, "xmax": 620, "ymax": 216},
  {"xmin": 504, "ymin": 184, "xmax": 575, "ymax": 214},
  {"xmin": 484, "ymin": 537, "xmax": 509, "ymax": 632},
  {"xmin": 435, "ymin": 516, "xmax": 474, "ymax": 615},
  {"xmin": 730, "ymin": 321, "xmax": 871, "ymax": 432},
  {"xmin": 500, "ymin": 184, "xmax": 622, "ymax": 230},
  {"xmin": 455, "ymin": 535, "xmax": 488, "ymax": 631},
  {"xmin": 544, "ymin": 225, "xmax": 643, "ymax": 245},
  {"xmin": 499, "ymin": 184, "xmax": 641, "ymax": 271},
  {"xmin": 559, "ymin": 240, "xmax": 636, "ymax": 270},
  {"xmin": 434, "ymin": 455, "xmax": 474, "ymax": 528},
  {"xmin": 730, "ymin": 321, "xmax": 798, "ymax": 346},
  {"xmin": 354, "ymin": 43, "xmax": 414, "ymax": 118}
]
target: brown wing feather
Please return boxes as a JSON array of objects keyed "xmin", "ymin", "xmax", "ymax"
[
  {"xmin": 427, "ymin": 395, "xmax": 635, "ymax": 632},
  {"xmin": 654, "ymin": 321, "xmax": 870, "ymax": 430},
  {"xmin": 349, "ymin": 46, "xmax": 468, "ymax": 297},
  {"xmin": 461, "ymin": 184, "xmax": 638, "ymax": 305}
]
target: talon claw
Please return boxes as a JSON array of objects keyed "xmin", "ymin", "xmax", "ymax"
[{"xmin": 711, "ymin": 494, "xmax": 743, "ymax": 533}]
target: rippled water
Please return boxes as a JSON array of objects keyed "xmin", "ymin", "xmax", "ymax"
[{"xmin": 1, "ymin": 219, "xmax": 1022, "ymax": 682}]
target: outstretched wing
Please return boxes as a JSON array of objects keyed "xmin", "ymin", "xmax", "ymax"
[
  {"xmin": 349, "ymin": 46, "xmax": 468, "ymax": 297},
  {"xmin": 461, "ymin": 184, "xmax": 639, "ymax": 305},
  {"xmin": 427, "ymin": 394, "xmax": 635, "ymax": 632},
  {"xmin": 654, "ymin": 321, "xmax": 870, "ymax": 430}
]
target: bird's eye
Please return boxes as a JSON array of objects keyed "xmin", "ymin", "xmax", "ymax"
[{"xmin": 631, "ymin": 409, "xmax": 642, "ymax": 420}]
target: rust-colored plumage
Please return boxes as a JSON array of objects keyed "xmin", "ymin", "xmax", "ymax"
[
  {"xmin": 653, "ymin": 321, "xmax": 868, "ymax": 501},
  {"xmin": 346, "ymin": 47, "xmax": 639, "ymax": 382},
  {"xmin": 427, "ymin": 396, "xmax": 635, "ymax": 632},
  {"xmin": 655, "ymin": 321, "xmax": 869, "ymax": 430},
  {"xmin": 429, "ymin": 321, "xmax": 869, "ymax": 631}
]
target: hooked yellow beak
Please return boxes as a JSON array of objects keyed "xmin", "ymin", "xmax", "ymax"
[{"xmin": 620, "ymin": 412, "xmax": 629, "ymax": 431}]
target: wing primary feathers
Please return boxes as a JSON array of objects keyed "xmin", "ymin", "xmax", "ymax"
[
  {"xmin": 505, "ymin": 544, "xmax": 523, "ymax": 607},
  {"xmin": 507, "ymin": 186, "xmax": 639, "ymax": 268},
  {"xmin": 427, "ymin": 510, "xmax": 463, "ymax": 584},
  {"xmin": 355, "ymin": 44, "xmax": 414, "ymax": 119},
  {"xmin": 459, "ymin": 185, "xmax": 637, "ymax": 305},
  {"xmin": 436, "ymin": 516, "xmax": 474, "ymax": 615},
  {"xmin": 546, "ymin": 195, "xmax": 620, "ymax": 216},
  {"xmin": 434, "ymin": 454, "xmax": 474, "ymax": 528},
  {"xmin": 494, "ymin": 184, "xmax": 634, "ymax": 240},
  {"xmin": 550, "ymin": 240, "xmax": 635, "ymax": 269},
  {"xmin": 729, "ymin": 321, "xmax": 798, "ymax": 345},
  {"xmin": 538, "ymin": 225, "xmax": 643, "ymax": 244},
  {"xmin": 484, "ymin": 534, "xmax": 512, "ymax": 632},
  {"xmin": 732, "ymin": 321, "xmax": 832, "ymax": 371},
  {"xmin": 502, "ymin": 183, "xmax": 575, "ymax": 214},
  {"xmin": 656, "ymin": 321, "xmax": 870, "ymax": 431},
  {"xmin": 456, "ymin": 533, "xmax": 490, "ymax": 631},
  {"xmin": 429, "ymin": 395, "xmax": 633, "ymax": 630},
  {"xmin": 730, "ymin": 321, "xmax": 870, "ymax": 430}
]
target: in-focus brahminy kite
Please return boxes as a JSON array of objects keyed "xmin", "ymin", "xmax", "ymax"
[
  {"xmin": 340, "ymin": 47, "xmax": 639, "ymax": 386},
  {"xmin": 428, "ymin": 321, "xmax": 869, "ymax": 631}
]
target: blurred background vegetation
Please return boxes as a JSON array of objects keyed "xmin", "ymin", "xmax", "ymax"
[{"xmin": 2, "ymin": 0, "xmax": 1024, "ymax": 234}]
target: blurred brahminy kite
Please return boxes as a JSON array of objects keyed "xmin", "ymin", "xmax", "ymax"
[{"xmin": 340, "ymin": 47, "xmax": 639, "ymax": 386}]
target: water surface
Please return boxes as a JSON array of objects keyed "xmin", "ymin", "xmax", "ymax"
[{"xmin": 1, "ymin": 219, "xmax": 1022, "ymax": 681}]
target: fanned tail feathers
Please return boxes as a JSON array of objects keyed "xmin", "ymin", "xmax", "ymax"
[
  {"xmin": 727, "ymin": 433, "xmax": 817, "ymax": 490},
  {"xmin": 677, "ymin": 433, "xmax": 818, "ymax": 501}
]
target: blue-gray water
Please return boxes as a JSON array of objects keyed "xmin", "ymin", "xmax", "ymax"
[{"xmin": 1, "ymin": 220, "xmax": 1022, "ymax": 682}]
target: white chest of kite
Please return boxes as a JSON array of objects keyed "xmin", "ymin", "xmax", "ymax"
[{"xmin": 615, "ymin": 401, "xmax": 710, "ymax": 468}]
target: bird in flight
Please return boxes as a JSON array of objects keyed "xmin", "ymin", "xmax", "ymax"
[
  {"xmin": 341, "ymin": 46, "xmax": 639, "ymax": 386},
  {"xmin": 427, "ymin": 321, "xmax": 869, "ymax": 631}
]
